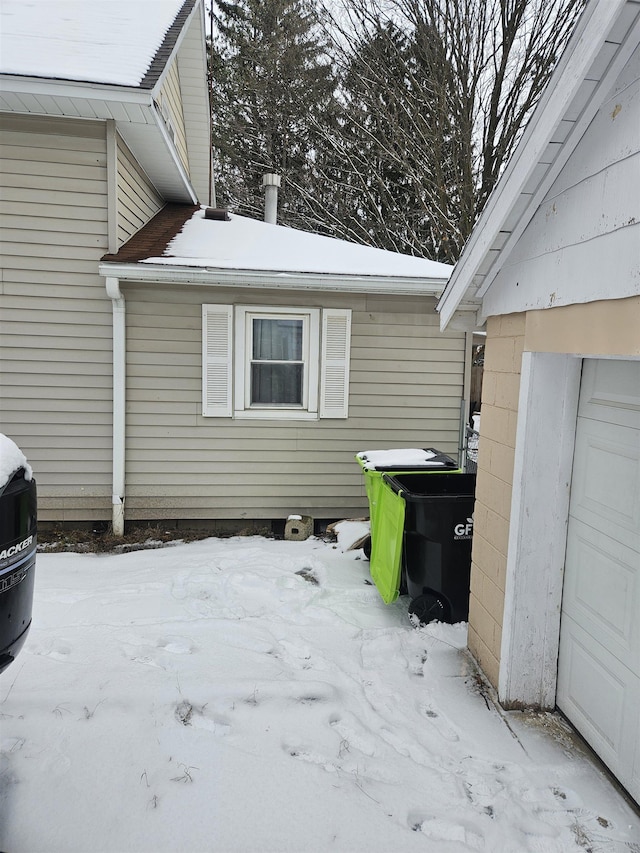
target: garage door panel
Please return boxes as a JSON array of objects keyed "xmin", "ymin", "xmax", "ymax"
[
  {"xmin": 558, "ymin": 615, "xmax": 626, "ymax": 755},
  {"xmin": 563, "ymin": 519, "xmax": 638, "ymax": 667},
  {"xmin": 579, "ymin": 359, "xmax": 640, "ymax": 427},
  {"xmin": 558, "ymin": 615, "xmax": 640, "ymax": 796},
  {"xmin": 558, "ymin": 358, "xmax": 640, "ymax": 804},
  {"xmin": 569, "ymin": 421, "xmax": 640, "ymax": 543},
  {"xmin": 633, "ymin": 716, "xmax": 640, "ymax": 804}
]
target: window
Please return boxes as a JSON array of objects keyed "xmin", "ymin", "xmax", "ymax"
[
  {"xmin": 250, "ymin": 317, "xmax": 303, "ymax": 405},
  {"xmin": 202, "ymin": 304, "xmax": 351, "ymax": 420},
  {"xmin": 246, "ymin": 310, "xmax": 311, "ymax": 409}
]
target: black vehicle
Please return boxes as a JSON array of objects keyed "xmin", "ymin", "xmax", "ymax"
[{"xmin": 0, "ymin": 460, "xmax": 37, "ymax": 673}]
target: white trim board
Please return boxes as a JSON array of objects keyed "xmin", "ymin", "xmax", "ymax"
[{"xmin": 498, "ymin": 352, "xmax": 582, "ymax": 709}]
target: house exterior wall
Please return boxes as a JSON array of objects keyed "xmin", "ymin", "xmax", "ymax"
[
  {"xmin": 177, "ymin": 9, "xmax": 211, "ymax": 203},
  {"xmin": 468, "ymin": 313, "xmax": 525, "ymax": 686},
  {"xmin": 524, "ymin": 297, "xmax": 640, "ymax": 356},
  {"xmin": 116, "ymin": 134, "xmax": 163, "ymax": 247},
  {"xmin": 156, "ymin": 59, "xmax": 189, "ymax": 174},
  {"xmin": 122, "ymin": 285, "xmax": 466, "ymax": 521},
  {"xmin": 468, "ymin": 296, "xmax": 640, "ymax": 689},
  {"xmin": 483, "ymin": 44, "xmax": 639, "ymax": 319},
  {"xmin": 466, "ymin": 47, "xmax": 640, "ymax": 689},
  {"xmin": 0, "ymin": 114, "xmax": 113, "ymax": 521}
]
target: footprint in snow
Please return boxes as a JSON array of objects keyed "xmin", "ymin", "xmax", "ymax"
[
  {"xmin": 174, "ymin": 700, "xmax": 231, "ymax": 735},
  {"xmin": 30, "ymin": 640, "xmax": 72, "ymax": 661},
  {"xmin": 295, "ymin": 567, "xmax": 319, "ymax": 585},
  {"xmin": 157, "ymin": 636, "xmax": 194, "ymax": 655},
  {"xmin": 418, "ymin": 702, "xmax": 460, "ymax": 742},
  {"xmin": 282, "ymin": 739, "xmax": 338, "ymax": 773},
  {"xmin": 407, "ymin": 812, "xmax": 483, "ymax": 849},
  {"xmin": 328, "ymin": 711, "xmax": 377, "ymax": 757}
]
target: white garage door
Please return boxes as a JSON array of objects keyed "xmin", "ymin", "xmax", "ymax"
[{"xmin": 557, "ymin": 358, "xmax": 640, "ymax": 803}]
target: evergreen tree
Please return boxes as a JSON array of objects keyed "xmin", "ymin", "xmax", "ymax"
[
  {"xmin": 311, "ymin": 17, "xmax": 463, "ymax": 259},
  {"xmin": 316, "ymin": 0, "xmax": 584, "ymax": 263},
  {"xmin": 209, "ymin": 0, "xmax": 338, "ymax": 228},
  {"xmin": 209, "ymin": 0, "xmax": 584, "ymax": 263}
]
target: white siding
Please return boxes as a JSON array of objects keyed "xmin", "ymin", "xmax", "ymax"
[
  {"xmin": 484, "ymin": 46, "xmax": 640, "ymax": 318},
  {"xmin": 123, "ymin": 287, "xmax": 466, "ymax": 521},
  {"xmin": 177, "ymin": 10, "xmax": 211, "ymax": 202},
  {"xmin": 0, "ymin": 114, "xmax": 112, "ymax": 520},
  {"xmin": 116, "ymin": 134, "xmax": 163, "ymax": 246},
  {"xmin": 156, "ymin": 59, "xmax": 189, "ymax": 174}
]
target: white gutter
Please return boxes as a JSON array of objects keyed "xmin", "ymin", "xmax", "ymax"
[
  {"xmin": 459, "ymin": 331, "xmax": 473, "ymax": 466},
  {"xmin": 149, "ymin": 100, "xmax": 199, "ymax": 204},
  {"xmin": 0, "ymin": 74, "xmax": 155, "ymax": 104},
  {"xmin": 105, "ymin": 276, "xmax": 126, "ymax": 538},
  {"xmin": 98, "ymin": 262, "xmax": 449, "ymax": 297}
]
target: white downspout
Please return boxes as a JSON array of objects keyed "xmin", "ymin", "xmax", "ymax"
[
  {"xmin": 106, "ymin": 276, "xmax": 126, "ymax": 537},
  {"xmin": 459, "ymin": 331, "xmax": 473, "ymax": 468}
]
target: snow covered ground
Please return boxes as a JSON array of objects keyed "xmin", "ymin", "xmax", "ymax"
[{"xmin": 1, "ymin": 525, "xmax": 638, "ymax": 853}]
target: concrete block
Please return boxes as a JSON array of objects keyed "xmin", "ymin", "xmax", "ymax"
[{"xmin": 284, "ymin": 515, "xmax": 313, "ymax": 541}]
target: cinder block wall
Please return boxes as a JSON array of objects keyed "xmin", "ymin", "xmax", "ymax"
[{"xmin": 468, "ymin": 313, "xmax": 525, "ymax": 686}]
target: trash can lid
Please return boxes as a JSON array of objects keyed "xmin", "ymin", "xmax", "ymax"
[{"xmin": 356, "ymin": 447, "xmax": 457, "ymax": 472}]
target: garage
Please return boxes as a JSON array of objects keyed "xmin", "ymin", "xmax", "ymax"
[{"xmin": 557, "ymin": 358, "xmax": 640, "ymax": 802}]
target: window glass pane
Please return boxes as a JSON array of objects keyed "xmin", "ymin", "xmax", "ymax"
[
  {"xmin": 251, "ymin": 363, "xmax": 303, "ymax": 405},
  {"xmin": 253, "ymin": 318, "xmax": 302, "ymax": 361}
]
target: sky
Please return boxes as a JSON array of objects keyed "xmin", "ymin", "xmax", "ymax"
[{"xmin": 1, "ymin": 524, "xmax": 639, "ymax": 853}]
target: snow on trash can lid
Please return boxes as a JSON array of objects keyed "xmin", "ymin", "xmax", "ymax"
[
  {"xmin": 356, "ymin": 448, "xmax": 455, "ymax": 471},
  {"xmin": 0, "ymin": 433, "xmax": 33, "ymax": 491}
]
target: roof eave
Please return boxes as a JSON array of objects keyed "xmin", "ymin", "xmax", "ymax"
[
  {"xmin": 436, "ymin": 0, "xmax": 637, "ymax": 330},
  {"xmin": 0, "ymin": 74, "xmax": 152, "ymax": 102},
  {"xmin": 0, "ymin": 75, "xmax": 199, "ymax": 203},
  {"xmin": 148, "ymin": 0, "xmax": 201, "ymax": 97},
  {"xmin": 99, "ymin": 261, "xmax": 449, "ymax": 297}
]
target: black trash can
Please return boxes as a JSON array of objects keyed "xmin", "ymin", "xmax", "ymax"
[
  {"xmin": 355, "ymin": 448, "xmax": 460, "ymax": 601},
  {"xmin": 382, "ymin": 471, "xmax": 476, "ymax": 624},
  {"xmin": 0, "ymin": 460, "xmax": 37, "ymax": 674}
]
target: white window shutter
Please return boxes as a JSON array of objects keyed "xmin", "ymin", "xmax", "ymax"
[
  {"xmin": 202, "ymin": 304, "xmax": 233, "ymax": 417},
  {"xmin": 320, "ymin": 308, "xmax": 351, "ymax": 419}
]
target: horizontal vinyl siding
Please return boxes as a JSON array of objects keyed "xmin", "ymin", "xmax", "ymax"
[
  {"xmin": 0, "ymin": 114, "xmax": 112, "ymax": 521},
  {"xmin": 123, "ymin": 286, "xmax": 465, "ymax": 520},
  {"xmin": 116, "ymin": 135, "xmax": 163, "ymax": 246},
  {"xmin": 178, "ymin": 12, "xmax": 211, "ymax": 201},
  {"xmin": 156, "ymin": 59, "xmax": 189, "ymax": 174}
]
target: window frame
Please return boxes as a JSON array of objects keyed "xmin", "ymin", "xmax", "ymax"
[
  {"xmin": 202, "ymin": 303, "xmax": 351, "ymax": 421},
  {"xmin": 234, "ymin": 306, "xmax": 320, "ymax": 420}
]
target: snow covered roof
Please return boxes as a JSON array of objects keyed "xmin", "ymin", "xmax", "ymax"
[
  {"xmin": 0, "ymin": 0, "xmax": 190, "ymax": 87},
  {"xmin": 100, "ymin": 205, "xmax": 453, "ymax": 296},
  {"xmin": 0, "ymin": 1, "xmax": 209, "ymax": 204}
]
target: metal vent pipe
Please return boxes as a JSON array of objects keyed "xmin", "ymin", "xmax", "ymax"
[{"xmin": 262, "ymin": 173, "xmax": 281, "ymax": 224}]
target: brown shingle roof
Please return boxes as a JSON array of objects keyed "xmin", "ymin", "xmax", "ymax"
[
  {"xmin": 139, "ymin": 0, "xmax": 197, "ymax": 89},
  {"xmin": 102, "ymin": 204, "xmax": 199, "ymax": 263}
]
